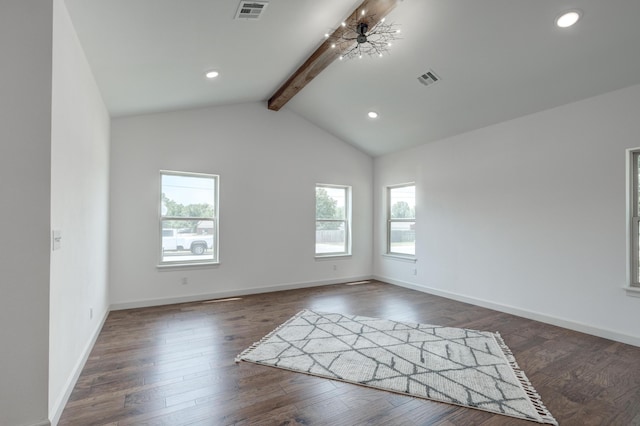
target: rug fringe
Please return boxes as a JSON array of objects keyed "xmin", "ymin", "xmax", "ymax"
[
  {"xmin": 493, "ymin": 332, "xmax": 558, "ymax": 426},
  {"xmin": 234, "ymin": 309, "xmax": 309, "ymax": 364}
]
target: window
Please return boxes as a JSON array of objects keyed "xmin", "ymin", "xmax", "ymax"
[
  {"xmin": 160, "ymin": 171, "xmax": 219, "ymax": 265},
  {"xmin": 629, "ymin": 151, "xmax": 640, "ymax": 288},
  {"xmin": 387, "ymin": 183, "xmax": 416, "ymax": 257},
  {"xmin": 315, "ymin": 184, "xmax": 351, "ymax": 256}
]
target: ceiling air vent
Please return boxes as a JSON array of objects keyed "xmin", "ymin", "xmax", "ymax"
[
  {"xmin": 235, "ymin": 1, "xmax": 268, "ymax": 20},
  {"xmin": 418, "ymin": 69, "xmax": 441, "ymax": 87}
]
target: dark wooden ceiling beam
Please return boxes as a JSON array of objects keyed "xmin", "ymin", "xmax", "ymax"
[{"xmin": 267, "ymin": 0, "xmax": 399, "ymax": 111}]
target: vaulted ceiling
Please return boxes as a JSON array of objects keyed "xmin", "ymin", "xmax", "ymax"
[{"xmin": 64, "ymin": 0, "xmax": 640, "ymax": 156}]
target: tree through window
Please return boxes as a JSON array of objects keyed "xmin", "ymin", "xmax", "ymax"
[
  {"xmin": 160, "ymin": 171, "xmax": 219, "ymax": 265},
  {"xmin": 387, "ymin": 184, "xmax": 416, "ymax": 256},
  {"xmin": 315, "ymin": 184, "xmax": 351, "ymax": 256}
]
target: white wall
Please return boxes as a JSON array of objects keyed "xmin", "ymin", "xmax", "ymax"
[
  {"xmin": 110, "ymin": 103, "xmax": 372, "ymax": 307},
  {"xmin": 0, "ymin": 1, "xmax": 52, "ymax": 425},
  {"xmin": 374, "ymin": 84, "xmax": 640, "ymax": 346},
  {"xmin": 49, "ymin": 0, "xmax": 111, "ymax": 423}
]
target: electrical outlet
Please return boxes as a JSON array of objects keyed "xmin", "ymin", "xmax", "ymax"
[
  {"xmin": 89, "ymin": 307, "xmax": 93, "ymax": 319},
  {"xmin": 52, "ymin": 230, "xmax": 62, "ymax": 251},
  {"xmin": 413, "ymin": 268, "xmax": 417, "ymax": 276},
  {"xmin": 181, "ymin": 277, "xmax": 188, "ymax": 285}
]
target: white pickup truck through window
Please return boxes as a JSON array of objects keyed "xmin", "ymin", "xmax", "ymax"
[{"xmin": 160, "ymin": 171, "xmax": 219, "ymax": 265}]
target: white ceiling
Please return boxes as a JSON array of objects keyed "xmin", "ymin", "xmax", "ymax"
[{"xmin": 64, "ymin": 0, "xmax": 640, "ymax": 156}]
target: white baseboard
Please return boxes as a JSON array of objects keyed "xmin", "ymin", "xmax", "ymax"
[
  {"xmin": 375, "ymin": 275, "xmax": 640, "ymax": 348},
  {"xmin": 110, "ymin": 276, "xmax": 373, "ymax": 311},
  {"xmin": 48, "ymin": 308, "xmax": 110, "ymax": 426}
]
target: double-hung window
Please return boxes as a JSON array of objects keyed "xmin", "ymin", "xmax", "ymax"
[
  {"xmin": 160, "ymin": 171, "xmax": 219, "ymax": 265},
  {"xmin": 387, "ymin": 183, "xmax": 416, "ymax": 257},
  {"xmin": 629, "ymin": 151, "xmax": 640, "ymax": 288},
  {"xmin": 315, "ymin": 184, "xmax": 351, "ymax": 257}
]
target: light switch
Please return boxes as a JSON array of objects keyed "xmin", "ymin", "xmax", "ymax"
[{"xmin": 52, "ymin": 230, "xmax": 62, "ymax": 251}]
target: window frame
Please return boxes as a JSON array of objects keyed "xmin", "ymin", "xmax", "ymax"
[
  {"xmin": 628, "ymin": 150, "xmax": 640, "ymax": 288},
  {"xmin": 386, "ymin": 182, "xmax": 416, "ymax": 258},
  {"xmin": 158, "ymin": 170, "xmax": 219, "ymax": 267},
  {"xmin": 315, "ymin": 183, "xmax": 352, "ymax": 258}
]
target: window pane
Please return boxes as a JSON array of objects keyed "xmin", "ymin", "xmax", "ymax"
[
  {"xmin": 637, "ymin": 221, "xmax": 640, "ymax": 284},
  {"xmin": 162, "ymin": 219, "xmax": 215, "ymax": 262},
  {"xmin": 316, "ymin": 221, "xmax": 346, "ymax": 254},
  {"xmin": 162, "ymin": 174, "xmax": 215, "ymax": 218},
  {"xmin": 389, "ymin": 221, "xmax": 415, "ymax": 255},
  {"xmin": 636, "ymin": 153, "xmax": 640, "ymax": 215},
  {"xmin": 390, "ymin": 185, "xmax": 415, "ymax": 219},
  {"xmin": 316, "ymin": 186, "xmax": 346, "ymax": 220},
  {"xmin": 315, "ymin": 184, "xmax": 351, "ymax": 257}
]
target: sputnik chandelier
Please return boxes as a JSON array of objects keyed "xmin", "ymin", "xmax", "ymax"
[{"xmin": 325, "ymin": 9, "xmax": 401, "ymax": 60}]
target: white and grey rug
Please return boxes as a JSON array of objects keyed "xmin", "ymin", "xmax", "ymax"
[{"xmin": 236, "ymin": 309, "xmax": 557, "ymax": 425}]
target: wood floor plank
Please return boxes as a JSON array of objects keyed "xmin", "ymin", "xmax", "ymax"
[{"xmin": 58, "ymin": 280, "xmax": 640, "ymax": 425}]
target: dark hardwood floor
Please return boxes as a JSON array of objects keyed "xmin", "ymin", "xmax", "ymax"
[{"xmin": 59, "ymin": 280, "xmax": 640, "ymax": 425}]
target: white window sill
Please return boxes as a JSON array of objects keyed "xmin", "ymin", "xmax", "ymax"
[
  {"xmin": 315, "ymin": 254, "xmax": 352, "ymax": 260},
  {"xmin": 624, "ymin": 286, "xmax": 640, "ymax": 298},
  {"xmin": 382, "ymin": 254, "xmax": 417, "ymax": 263},
  {"xmin": 157, "ymin": 262, "xmax": 220, "ymax": 270}
]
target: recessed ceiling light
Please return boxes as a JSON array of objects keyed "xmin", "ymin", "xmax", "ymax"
[
  {"xmin": 556, "ymin": 10, "xmax": 581, "ymax": 28},
  {"xmin": 205, "ymin": 70, "xmax": 219, "ymax": 79},
  {"xmin": 368, "ymin": 111, "xmax": 379, "ymax": 119}
]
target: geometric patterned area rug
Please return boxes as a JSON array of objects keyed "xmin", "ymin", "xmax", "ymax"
[{"xmin": 236, "ymin": 309, "xmax": 557, "ymax": 425}]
